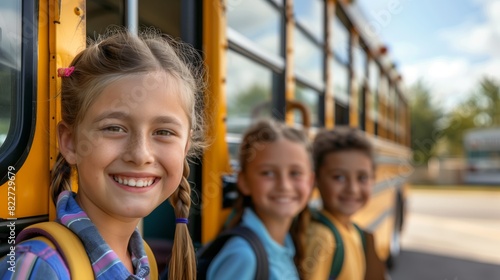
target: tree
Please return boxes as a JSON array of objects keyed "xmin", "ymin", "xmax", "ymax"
[
  {"xmin": 440, "ymin": 77, "xmax": 500, "ymax": 156},
  {"xmin": 409, "ymin": 81, "xmax": 442, "ymax": 166},
  {"xmin": 478, "ymin": 77, "xmax": 500, "ymax": 126}
]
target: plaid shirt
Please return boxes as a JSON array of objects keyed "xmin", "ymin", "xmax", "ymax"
[{"xmin": 0, "ymin": 191, "xmax": 152, "ymax": 280}]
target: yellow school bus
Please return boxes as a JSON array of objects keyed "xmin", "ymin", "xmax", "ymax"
[{"xmin": 0, "ymin": 0, "xmax": 410, "ymax": 270}]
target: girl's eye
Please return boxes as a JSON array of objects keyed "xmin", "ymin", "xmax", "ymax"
[
  {"xmin": 154, "ymin": 130, "xmax": 173, "ymax": 136},
  {"xmin": 103, "ymin": 126, "xmax": 125, "ymax": 133},
  {"xmin": 291, "ymin": 170, "xmax": 303, "ymax": 178},
  {"xmin": 333, "ymin": 174, "xmax": 346, "ymax": 182},
  {"xmin": 358, "ymin": 174, "xmax": 370, "ymax": 183},
  {"xmin": 260, "ymin": 170, "xmax": 275, "ymax": 178}
]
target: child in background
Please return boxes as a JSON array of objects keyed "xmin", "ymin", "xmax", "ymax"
[
  {"xmin": 0, "ymin": 30, "xmax": 204, "ymax": 279},
  {"xmin": 303, "ymin": 127, "xmax": 376, "ymax": 280},
  {"xmin": 206, "ymin": 119, "xmax": 314, "ymax": 280}
]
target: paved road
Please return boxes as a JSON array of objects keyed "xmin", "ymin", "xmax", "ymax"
[{"xmin": 389, "ymin": 187, "xmax": 500, "ymax": 280}]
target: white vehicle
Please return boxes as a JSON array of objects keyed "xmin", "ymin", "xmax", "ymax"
[{"xmin": 463, "ymin": 127, "xmax": 500, "ymax": 184}]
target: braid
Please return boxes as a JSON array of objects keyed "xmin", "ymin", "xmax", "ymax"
[
  {"xmin": 50, "ymin": 153, "xmax": 72, "ymax": 206},
  {"xmin": 292, "ymin": 207, "xmax": 311, "ymax": 280},
  {"xmin": 168, "ymin": 159, "xmax": 196, "ymax": 280}
]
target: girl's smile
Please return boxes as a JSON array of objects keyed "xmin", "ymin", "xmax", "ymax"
[{"xmin": 110, "ymin": 173, "xmax": 160, "ymax": 191}]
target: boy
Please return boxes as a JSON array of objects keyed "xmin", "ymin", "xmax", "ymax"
[{"xmin": 303, "ymin": 126, "xmax": 377, "ymax": 280}]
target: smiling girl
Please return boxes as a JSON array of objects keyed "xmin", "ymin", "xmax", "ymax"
[
  {"xmin": 0, "ymin": 30, "xmax": 204, "ymax": 280},
  {"xmin": 206, "ymin": 119, "xmax": 314, "ymax": 280}
]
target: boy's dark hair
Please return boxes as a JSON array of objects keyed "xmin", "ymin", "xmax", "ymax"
[{"xmin": 312, "ymin": 126, "xmax": 375, "ymax": 175}]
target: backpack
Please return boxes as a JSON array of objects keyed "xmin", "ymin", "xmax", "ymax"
[
  {"xmin": 196, "ymin": 226, "xmax": 268, "ymax": 280},
  {"xmin": 16, "ymin": 222, "xmax": 158, "ymax": 280},
  {"xmin": 310, "ymin": 210, "xmax": 366, "ymax": 280}
]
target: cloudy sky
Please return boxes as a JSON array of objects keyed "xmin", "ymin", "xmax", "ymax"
[{"xmin": 356, "ymin": 0, "xmax": 500, "ymax": 111}]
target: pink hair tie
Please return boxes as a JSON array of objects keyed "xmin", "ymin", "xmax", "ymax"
[{"xmin": 57, "ymin": 66, "xmax": 75, "ymax": 77}]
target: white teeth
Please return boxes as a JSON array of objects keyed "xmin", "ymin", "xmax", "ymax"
[
  {"xmin": 113, "ymin": 176, "xmax": 155, "ymax": 188},
  {"xmin": 275, "ymin": 197, "xmax": 293, "ymax": 203}
]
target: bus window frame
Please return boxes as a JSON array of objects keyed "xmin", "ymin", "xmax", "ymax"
[{"xmin": 0, "ymin": 0, "xmax": 38, "ymax": 185}]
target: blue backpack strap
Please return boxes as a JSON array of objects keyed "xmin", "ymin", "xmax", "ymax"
[
  {"xmin": 196, "ymin": 226, "xmax": 268, "ymax": 280},
  {"xmin": 311, "ymin": 210, "xmax": 344, "ymax": 279}
]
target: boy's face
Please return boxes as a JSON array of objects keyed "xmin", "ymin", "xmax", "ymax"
[{"xmin": 317, "ymin": 150, "xmax": 374, "ymax": 221}]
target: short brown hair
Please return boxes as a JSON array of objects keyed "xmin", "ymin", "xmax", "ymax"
[{"xmin": 312, "ymin": 126, "xmax": 374, "ymax": 175}]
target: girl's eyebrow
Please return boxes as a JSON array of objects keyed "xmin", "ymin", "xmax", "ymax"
[
  {"xmin": 92, "ymin": 112, "xmax": 183, "ymax": 127},
  {"xmin": 153, "ymin": 116, "xmax": 183, "ymax": 127},
  {"xmin": 93, "ymin": 111, "xmax": 129, "ymax": 123}
]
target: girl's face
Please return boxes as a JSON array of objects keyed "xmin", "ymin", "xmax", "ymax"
[
  {"xmin": 317, "ymin": 150, "xmax": 374, "ymax": 222},
  {"xmin": 238, "ymin": 138, "xmax": 314, "ymax": 224},
  {"xmin": 59, "ymin": 72, "xmax": 190, "ymax": 222}
]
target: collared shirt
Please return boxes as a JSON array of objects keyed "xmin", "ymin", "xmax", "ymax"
[
  {"xmin": 0, "ymin": 191, "xmax": 152, "ymax": 280},
  {"xmin": 207, "ymin": 208, "xmax": 299, "ymax": 280},
  {"xmin": 303, "ymin": 210, "xmax": 365, "ymax": 280}
]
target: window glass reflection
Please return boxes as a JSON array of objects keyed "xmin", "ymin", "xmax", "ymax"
[
  {"xmin": 294, "ymin": 0, "xmax": 324, "ymax": 42},
  {"xmin": 295, "ymin": 28, "xmax": 323, "ymax": 86},
  {"xmin": 139, "ymin": 0, "xmax": 181, "ymax": 37},
  {"xmin": 353, "ymin": 45, "xmax": 366, "ymax": 84},
  {"xmin": 332, "ymin": 58, "xmax": 349, "ymax": 105},
  {"xmin": 226, "ymin": 51, "xmax": 273, "ymax": 135},
  {"xmin": 227, "ymin": 0, "xmax": 281, "ymax": 56},
  {"xmin": 332, "ymin": 16, "xmax": 349, "ymax": 64},
  {"xmin": 369, "ymin": 60, "xmax": 379, "ymax": 120},
  {"xmin": 379, "ymin": 75, "xmax": 389, "ymax": 99},
  {"xmin": 295, "ymin": 84, "xmax": 319, "ymax": 127},
  {"xmin": 0, "ymin": 1, "xmax": 21, "ymax": 147},
  {"xmin": 86, "ymin": 0, "xmax": 123, "ymax": 37}
]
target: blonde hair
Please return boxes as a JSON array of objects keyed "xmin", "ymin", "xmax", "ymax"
[
  {"xmin": 228, "ymin": 119, "xmax": 311, "ymax": 280},
  {"xmin": 51, "ymin": 29, "xmax": 205, "ymax": 280}
]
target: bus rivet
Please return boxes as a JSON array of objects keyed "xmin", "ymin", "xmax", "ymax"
[{"xmin": 74, "ymin": 7, "xmax": 81, "ymax": 16}]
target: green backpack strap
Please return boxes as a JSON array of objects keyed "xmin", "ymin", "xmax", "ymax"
[
  {"xmin": 353, "ymin": 223, "xmax": 367, "ymax": 252},
  {"xmin": 311, "ymin": 211, "xmax": 344, "ymax": 279}
]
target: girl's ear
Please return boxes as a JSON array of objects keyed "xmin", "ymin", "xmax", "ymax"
[
  {"xmin": 57, "ymin": 122, "xmax": 77, "ymax": 165},
  {"xmin": 237, "ymin": 172, "xmax": 251, "ymax": 196}
]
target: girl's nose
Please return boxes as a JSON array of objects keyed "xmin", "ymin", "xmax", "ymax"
[
  {"xmin": 123, "ymin": 133, "xmax": 155, "ymax": 165},
  {"xmin": 277, "ymin": 173, "xmax": 293, "ymax": 190}
]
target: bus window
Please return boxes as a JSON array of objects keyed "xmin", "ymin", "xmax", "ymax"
[
  {"xmin": 0, "ymin": 1, "xmax": 21, "ymax": 147},
  {"xmin": 87, "ymin": 0, "xmax": 181, "ymax": 39},
  {"xmin": 87, "ymin": 0, "xmax": 123, "ymax": 37},
  {"xmin": 226, "ymin": 50, "xmax": 273, "ymax": 135},
  {"xmin": 294, "ymin": 0, "xmax": 324, "ymax": 42},
  {"xmin": 227, "ymin": 0, "xmax": 281, "ymax": 57},
  {"xmin": 295, "ymin": 84, "xmax": 320, "ymax": 127},
  {"xmin": 294, "ymin": 27, "xmax": 324, "ymax": 89},
  {"xmin": 294, "ymin": 0, "xmax": 324, "ymax": 89}
]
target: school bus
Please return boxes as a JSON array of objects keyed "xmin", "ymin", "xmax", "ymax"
[{"xmin": 0, "ymin": 0, "xmax": 411, "ymax": 271}]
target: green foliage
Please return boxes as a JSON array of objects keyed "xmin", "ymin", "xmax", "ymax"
[
  {"xmin": 441, "ymin": 77, "xmax": 500, "ymax": 156},
  {"xmin": 409, "ymin": 81, "xmax": 442, "ymax": 166},
  {"xmin": 227, "ymin": 84, "xmax": 270, "ymax": 118}
]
